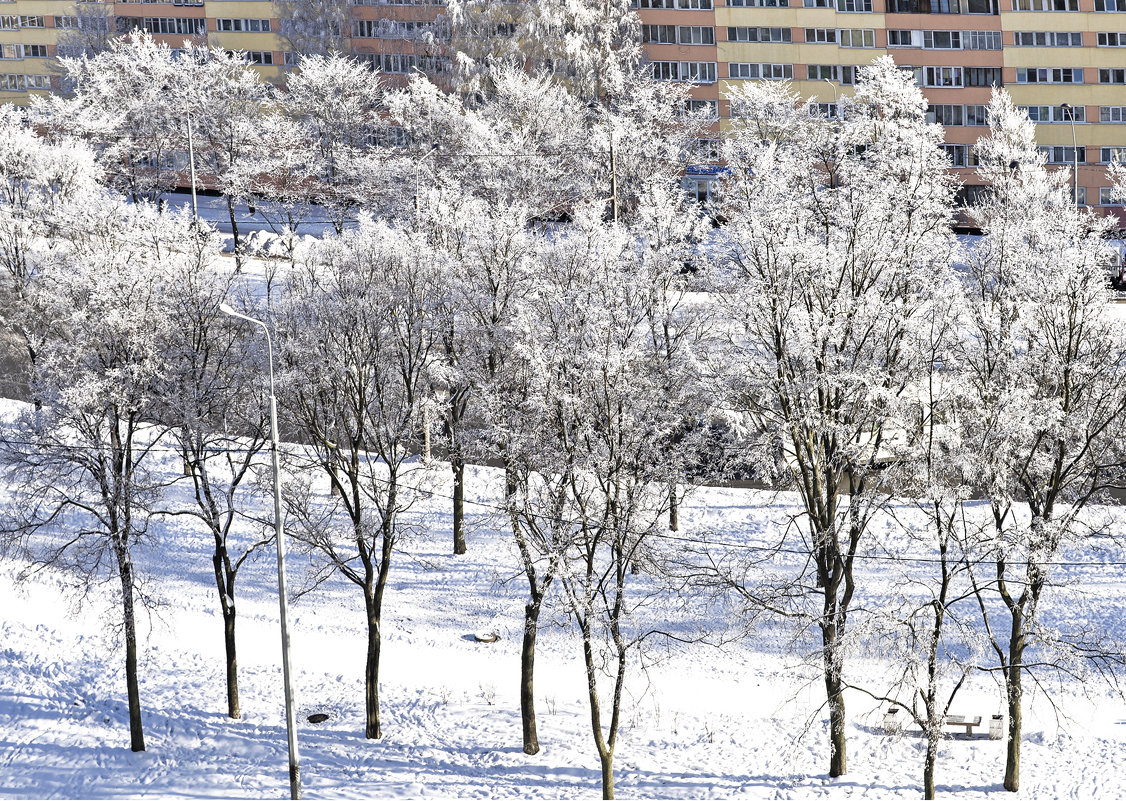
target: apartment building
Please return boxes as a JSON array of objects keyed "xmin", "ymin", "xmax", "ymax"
[{"xmin": 2, "ymin": 0, "xmax": 1125, "ymax": 207}]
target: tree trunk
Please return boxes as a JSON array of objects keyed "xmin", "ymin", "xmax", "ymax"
[
  {"xmin": 213, "ymin": 552, "xmax": 240, "ymax": 719},
  {"xmin": 668, "ymin": 483, "xmax": 678, "ymax": 532},
  {"xmin": 924, "ymin": 724, "xmax": 939, "ymax": 799},
  {"xmin": 520, "ymin": 598, "xmax": 542, "ymax": 755},
  {"xmin": 226, "ymin": 197, "xmax": 243, "ymax": 273},
  {"xmin": 364, "ymin": 595, "xmax": 383, "ymax": 740},
  {"xmin": 116, "ymin": 547, "xmax": 146, "ymax": 752},
  {"xmin": 822, "ymin": 625, "xmax": 846, "ymax": 777},
  {"xmin": 223, "ymin": 601, "xmax": 240, "ymax": 720},
  {"xmin": 599, "ymin": 748, "xmax": 615, "ymax": 800},
  {"xmin": 452, "ymin": 456, "xmax": 466, "ymax": 555},
  {"xmin": 1004, "ymin": 662, "xmax": 1022, "ymax": 792}
]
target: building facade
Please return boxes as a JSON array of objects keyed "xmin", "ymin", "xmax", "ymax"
[{"xmin": 1, "ymin": 0, "xmax": 1124, "ymax": 207}]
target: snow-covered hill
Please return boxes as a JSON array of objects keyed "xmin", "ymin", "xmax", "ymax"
[{"xmin": 1, "ymin": 454, "xmax": 1125, "ymax": 799}]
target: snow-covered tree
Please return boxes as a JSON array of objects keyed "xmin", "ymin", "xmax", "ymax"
[
  {"xmin": 0, "ymin": 104, "xmax": 103, "ymax": 372},
  {"xmin": 961, "ymin": 88, "xmax": 1126, "ymax": 794},
  {"xmin": 155, "ymin": 244, "xmax": 274, "ymax": 721},
  {"xmin": 490, "ymin": 204, "xmax": 699, "ymax": 794},
  {"xmin": 279, "ymin": 54, "xmax": 388, "ymax": 234},
  {"xmin": 708, "ymin": 58, "xmax": 958, "ymax": 778},
  {"xmin": 32, "ymin": 33, "xmax": 186, "ymax": 204},
  {"xmin": 275, "ymin": 219, "xmax": 445, "ymax": 740},
  {"xmin": 0, "ymin": 199, "xmax": 197, "ymax": 753}
]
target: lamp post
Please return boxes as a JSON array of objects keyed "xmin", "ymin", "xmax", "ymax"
[
  {"xmin": 1060, "ymin": 102, "xmax": 1079, "ymax": 205},
  {"xmin": 414, "ymin": 143, "xmax": 440, "ymax": 228},
  {"xmin": 218, "ymin": 303, "xmax": 302, "ymax": 801},
  {"xmin": 186, "ymin": 115, "xmax": 200, "ymax": 226}
]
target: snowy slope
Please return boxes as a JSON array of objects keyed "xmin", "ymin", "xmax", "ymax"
[{"xmin": 1, "ymin": 451, "xmax": 1125, "ymax": 799}]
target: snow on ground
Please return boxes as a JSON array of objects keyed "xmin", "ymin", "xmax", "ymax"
[{"xmin": 1, "ymin": 442, "xmax": 1125, "ymax": 799}]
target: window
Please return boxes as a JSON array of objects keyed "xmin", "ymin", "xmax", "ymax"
[
  {"xmin": 803, "ymin": 0, "xmax": 833, "ymax": 7},
  {"xmin": 1095, "ymin": 0, "xmax": 1126, "ymax": 9},
  {"xmin": 125, "ymin": 17, "xmax": 206, "ymax": 35},
  {"xmin": 1073, "ymin": 186, "xmax": 1087, "ymax": 204},
  {"xmin": 352, "ymin": 19, "xmax": 443, "ymax": 38},
  {"xmin": 727, "ymin": 0, "xmax": 788, "ymax": 6},
  {"xmin": 1017, "ymin": 67, "xmax": 1083, "ymax": 83},
  {"xmin": 1098, "ymin": 32, "xmax": 1126, "ymax": 45},
  {"xmin": 812, "ymin": 102, "xmax": 839, "ymax": 118},
  {"xmin": 685, "ymin": 99, "xmax": 719, "ymax": 118},
  {"xmin": 693, "ymin": 138, "xmax": 720, "ymax": 160},
  {"xmin": 1100, "ymin": 68, "xmax": 1126, "ymax": 83},
  {"xmin": 1102, "ymin": 106, "xmax": 1126, "ymax": 122},
  {"xmin": 730, "ymin": 62, "xmax": 793, "ymax": 79},
  {"xmin": 923, "ymin": 66, "xmax": 964, "ymax": 87},
  {"xmin": 807, "ymin": 64, "xmax": 858, "ymax": 84},
  {"xmin": 805, "ymin": 28, "xmax": 837, "ymax": 43},
  {"xmin": 965, "ymin": 30, "xmax": 1001, "ymax": 49},
  {"xmin": 886, "ymin": 0, "xmax": 964, "ymax": 12},
  {"xmin": 55, "ymin": 15, "xmax": 108, "ymax": 30},
  {"xmin": 1039, "ymin": 145, "xmax": 1085, "ymax": 163},
  {"xmin": 245, "ymin": 50, "xmax": 273, "ymax": 64},
  {"xmin": 683, "ymin": 176, "xmax": 715, "ymax": 204},
  {"xmin": 731, "ymin": 26, "xmax": 791, "ymax": 42},
  {"xmin": 678, "ymin": 26, "xmax": 714, "ymax": 45},
  {"xmin": 1100, "ymin": 186, "xmax": 1119, "ymax": 205},
  {"xmin": 887, "ymin": 30, "xmax": 914, "ymax": 46},
  {"xmin": 966, "ymin": 104, "xmax": 989, "ymax": 125},
  {"xmin": 1021, "ymin": 105, "xmax": 1085, "ymax": 122},
  {"xmin": 1012, "ymin": 0, "xmax": 1077, "ymax": 8},
  {"xmin": 928, "ymin": 104, "xmax": 964, "ymax": 125},
  {"xmin": 1014, "ymin": 31, "xmax": 1082, "ymax": 46},
  {"xmin": 0, "ymin": 43, "xmax": 20, "ymax": 58},
  {"xmin": 0, "ymin": 73, "xmax": 49, "ymax": 90},
  {"xmin": 836, "ymin": 0, "xmax": 873, "ymax": 10},
  {"xmin": 965, "ymin": 67, "xmax": 1003, "ymax": 86},
  {"xmin": 943, "ymin": 144, "xmax": 971, "ymax": 167},
  {"xmin": 216, "ymin": 18, "xmax": 272, "ymax": 32},
  {"xmin": 1101, "ymin": 146, "xmax": 1126, "ymax": 162},
  {"xmin": 651, "ymin": 61, "xmax": 717, "ymax": 83},
  {"xmin": 18, "ymin": 15, "xmax": 44, "ymax": 26},
  {"xmin": 642, "ymin": 24, "xmax": 674, "ymax": 44},
  {"xmin": 923, "ymin": 30, "xmax": 961, "ymax": 48},
  {"xmin": 23, "ymin": 44, "xmax": 47, "ymax": 57},
  {"xmin": 839, "ymin": 28, "xmax": 875, "ymax": 47}
]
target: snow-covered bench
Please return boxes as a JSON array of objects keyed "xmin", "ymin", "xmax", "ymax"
[{"xmin": 944, "ymin": 715, "xmax": 982, "ymax": 735}]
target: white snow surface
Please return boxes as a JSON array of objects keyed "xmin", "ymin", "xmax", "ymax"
[{"xmin": 1, "ymin": 430, "xmax": 1125, "ymax": 798}]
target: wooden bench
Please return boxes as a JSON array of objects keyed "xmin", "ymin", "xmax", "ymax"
[{"xmin": 944, "ymin": 714, "xmax": 982, "ymax": 735}]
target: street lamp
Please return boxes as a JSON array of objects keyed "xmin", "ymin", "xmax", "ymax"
[
  {"xmin": 1060, "ymin": 102, "xmax": 1079, "ymax": 205},
  {"xmin": 217, "ymin": 302, "xmax": 302, "ymax": 801},
  {"xmin": 414, "ymin": 143, "xmax": 440, "ymax": 227}
]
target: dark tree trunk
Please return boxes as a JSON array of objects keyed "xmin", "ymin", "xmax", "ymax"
[
  {"xmin": 226, "ymin": 197, "xmax": 243, "ymax": 273},
  {"xmin": 822, "ymin": 624, "xmax": 846, "ymax": 778},
  {"xmin": 116, "ymin": 547, "xmax": 146, "ymax": 752},
  {"xmin": 924, "ymin": 724, "xmax": 939, "ymax": 799},
  {"xmin": 364, "ymin": 596, "xmax": 383, "ymax": 740},
  {"xmin": 453, "ymin": 456, "xmax": 466, "ymax": 555},
  {"xmin": 520, "ymin": 597, "xmax": 543, "ymax": 755},
  {"xmin": 213, "ymin": 552, "xmax": 240, "ymax": 719},
  {"xmin": 668, "ymin": 484, "xmax": 678, "ymax": 532},
  {"xmin": 1004, "ymin": 661, "xmax": 1022, "ymax": 792}
]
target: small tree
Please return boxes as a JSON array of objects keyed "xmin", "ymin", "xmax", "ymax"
[
  {"xmin": 0, "ymin": 199, "xmax": 191, "ymax": 752},
  {"xmin": 156, "ymin": 244, "xmax": 273, "ymax": 720},
  {"xmin": 0, "ymin": 104, "xmax": 102, "ymax": 372},
  {"xmin": 496, "ymin": 205, "xmax": 696, "ymax": 795},
  {"xmin": 276, "ymin": 219, "xmax": 444, "ymax": 739},
  {"xmin": 961, "ymin": 89, "xmax": 1126, "ymax": 793},
  {"xmin": 709, "ymin": 58, "xmax": 957, "ymax": 777}
]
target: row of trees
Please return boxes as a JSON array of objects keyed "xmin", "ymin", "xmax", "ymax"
[{"xmin": 2, "ymin": 5, "xmax": 1125, "ymax": 797}]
